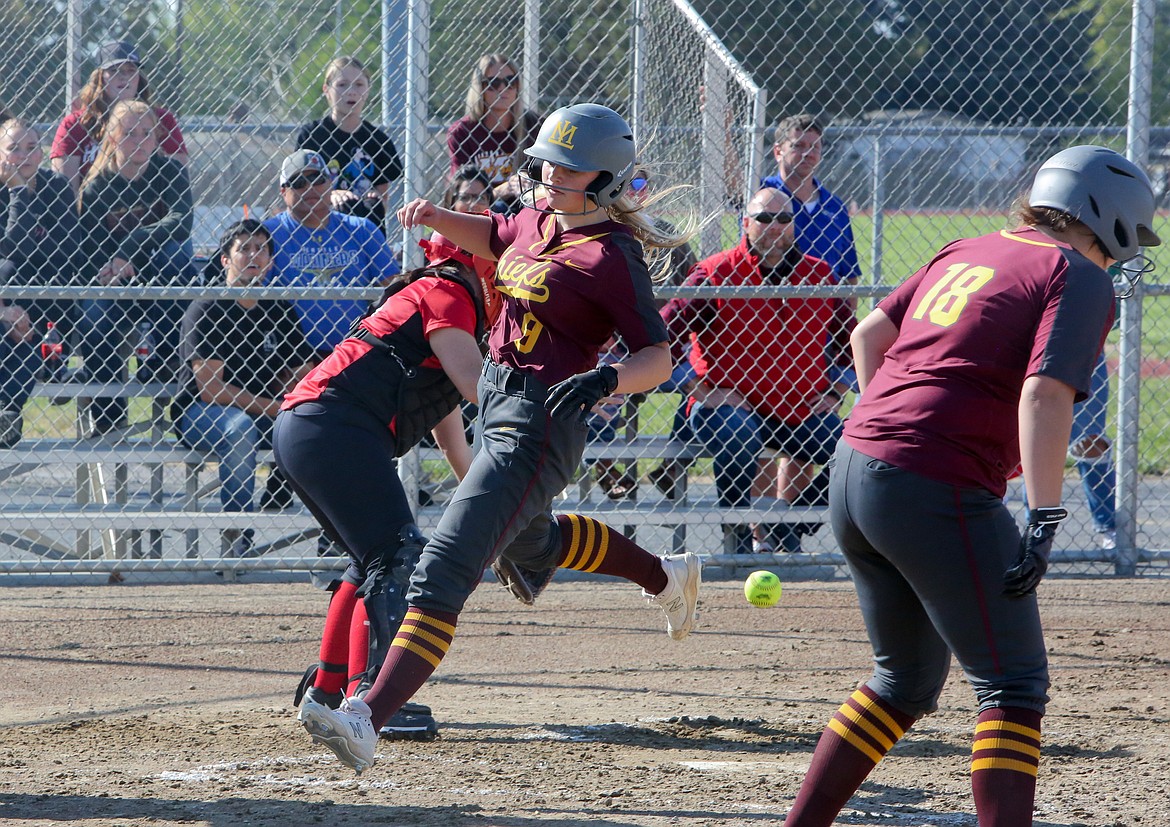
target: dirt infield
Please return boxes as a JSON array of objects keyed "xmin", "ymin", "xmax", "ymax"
[{"xmin": 1, "ymin": 575, "xmax": 1168, "ymax": 826}]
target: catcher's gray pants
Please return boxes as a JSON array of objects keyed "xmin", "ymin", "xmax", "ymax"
[
  {"xmin": 406, "ymin": 360, "xmax": 586, "ymax": 614},
  {"xmin": 830, "ymin": 440, "xmax": 1050, "ymax": 717}
]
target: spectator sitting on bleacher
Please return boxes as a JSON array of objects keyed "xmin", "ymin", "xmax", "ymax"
[
  {"xmin": 660, "ymin": 186, "xmax": 854, "ymax": 554},
  {"xmin": 264, "ymin": 149, "xmax": 400, "ymax": 361},
  {"xmin": 50, "ymin": 40, "xmax": 188, "ymax": 196},
  {"xmin": 0, "ymin": 118, "xmax": 81, "ymax": 446},
  {"xmin": 76, "ymin": 99, "xmax": 195, "ymax": 437},
  {"xmin": 173, "ymin": 219, "xmax": 315, "ymax": 557},
  {"xmin": 296, "ymin": 56, "xmax": 402, "ymax": 230},
  {"xmin": 446, "ymin": 54, "xmax": 540, "ymax": 215}
]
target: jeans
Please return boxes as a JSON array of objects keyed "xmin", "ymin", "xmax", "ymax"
[
  {"xmin": 1071, "ymin": 356, "xmax": 1115, "ymax": 533},
  {"xmin": 76, "ymin": 240, "xmax": 194, "ymax": 378},
  {"xmin": 691, "ymin": 402, "xmax": 842, "ymax": 552},
  {"xmin": 0, "ymin": 336, "xmax": 38, "ymax": 410},
  {"xmin": 177, "ymin": 402, "xmax": 274, "ymax": 512}
]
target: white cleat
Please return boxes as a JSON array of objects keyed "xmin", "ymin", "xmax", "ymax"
[
  {"xmin": 645, "ymin": 552, "xmax": 701, "ymax": 640},
  {"xmin": 299, "ymin": 696, "xmax": 377, "ymax": 774}
]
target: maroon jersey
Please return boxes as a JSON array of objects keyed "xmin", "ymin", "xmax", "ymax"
[
  {"xmin": 487, "ymin": 207, "xmax": 667, "ymax": 385},
  {"xmin": 446, "ymin": 114, "xmax": 538, "ymax": 183},
  {"xmin": 844, "ymin": 228, "xmax": 1115, "ymax": 496}
]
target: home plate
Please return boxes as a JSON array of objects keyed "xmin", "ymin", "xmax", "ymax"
[{"xmin": 679, "ymin": 759, "xmax": 809, "ymax": 774}]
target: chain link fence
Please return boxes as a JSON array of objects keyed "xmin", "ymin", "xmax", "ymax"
[{"xmin": 0, "ymin": 0, "xmax": 1167, "ymax": 579}]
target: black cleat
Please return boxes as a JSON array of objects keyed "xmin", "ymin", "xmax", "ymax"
[{"xmin": 378, "ymin": 701, "xmax": 439, "ymax": 741}]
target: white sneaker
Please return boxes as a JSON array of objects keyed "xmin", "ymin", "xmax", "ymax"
[
  {"xmin": 645, "ymin": 553, "xmax": 701, "ymax": 641},
  {"xmin": 299, "ymin": 696, "xmax": 377, "ymax": 774},
  {"xmin": 1099, "ymin": 530, "xmax": 1117, "ymax": 551}
]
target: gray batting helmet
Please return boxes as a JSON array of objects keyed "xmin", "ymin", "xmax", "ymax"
[
  {"xmin": 1029, "ymin": 145, "xmax": 1161, "ymax": 261},
  {"xmin": 523, "ymin": 103, "xmax": 636, "ymax": 208}
]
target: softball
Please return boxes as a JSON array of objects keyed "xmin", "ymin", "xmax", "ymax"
[{"xmin": 744, "ymin": 570, "xmax": 782, "ymax": 607}]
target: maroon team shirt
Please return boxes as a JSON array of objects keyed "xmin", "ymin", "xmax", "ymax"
[
  {"xmin": 845, "ymin": 228, "xmax": 1115, "ymax": 497},
  {"xmin": 487, "ymin": 207, "xmax": 667, "ymax": 386},
  {"xmin": 446, "ymin": 116, "xmax": 538, "ymax": 183}
]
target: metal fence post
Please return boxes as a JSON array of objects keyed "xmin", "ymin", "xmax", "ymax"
[{"xmin": 1116, "ymin": 0, "xmax": 1156, "ymax": 575}]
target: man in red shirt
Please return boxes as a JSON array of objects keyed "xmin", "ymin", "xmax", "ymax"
[{"xmin": 661, "ymin": 187, "xmax": 853, "ymax": 553}]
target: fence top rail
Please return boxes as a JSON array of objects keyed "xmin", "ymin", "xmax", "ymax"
[{"xmin": 0, "ymin": 283, "xmax": 896, "ymax": 301}]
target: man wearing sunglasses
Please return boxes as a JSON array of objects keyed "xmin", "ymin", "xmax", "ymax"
[
  {"xmin": 660, "ymin": 187, "xmax": 853, "ymax": 555},
  {"xmin": 264, "ymin": 150, "xmax": 400, "ymax": 362}
]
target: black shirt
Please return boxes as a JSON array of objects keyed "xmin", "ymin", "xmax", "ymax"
[
  {"xmin": 173, "ymin": 297, "xmax": 315, "ymax": 418},
  {"xmin": 296, "ymin": 117, "xmax": 403, "ymax": 228},
  {"xmin": 0, "ymin": 169, "xmax": 82, "ymax": 286}
]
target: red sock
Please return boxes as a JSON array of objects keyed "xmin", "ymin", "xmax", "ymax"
[
  {"xmin": 785, "ymin": 685, "xmax": 916, "ymax": 826},
  {"xmin": 346, "ymin": 598, "xmax": 370, "ymax": 696},
  {"xmin": 555, "ymin": 514, "xmax": 667, "ymax": 594},
  {"xmin": 313, "ymin": 580, "xmax": 359, "ymax": 695},
  {"xmin": 970, "ymin": 707, "xmax": 1042, "ymax": 826},
  {"xmin": 362, "ymin": 607, "xmax": 458, "ymax": 729}
]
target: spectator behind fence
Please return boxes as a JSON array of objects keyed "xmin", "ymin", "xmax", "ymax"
[
  {"xmin": 51, "ymin": 40, "xmax": 187, "ymax": 195},
  {"xmin": 296, "ymin": 56, "xmax": 402, "ymax": 230},
  {"xmin": 76, "ymin": 99, "xmax": 195, "ymax": 437},
  {"xmin": 763, "ymin": 113, "xmax": 860, "ymax": 398},
  {"xmin": 173, "ymin": 220, "xmax": 315, "ymax": 558},
  {"xmin": 264, "ymin": 149, "xmax": 401, "ymax": 359},
  {"xmin": 661, "ymin": 187, "xmax": 854, "ymax": 554},
  {"xmin": 441, "ymin": 164, "xmax": 493, "ymax": 213},
  {"xmin": 446, "ymin": 54, "xmax": 539, "ymax": 215},
  {"xmin": 763, "ymin": 113, "xmax": 860, "ymax": 288},
  {"xmin": 0, "ymin": 119, "xmax": 81, "ymax": 446}
]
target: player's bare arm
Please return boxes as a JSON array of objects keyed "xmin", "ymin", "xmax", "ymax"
[
  {"xmin": 609, "ymin": 341, "xmax": 671, "ymax": 395},
  {"xmin": 1018, "ymin": 374, "xmax": 1076, "ymax": 509},
  {"xmin": 397, "ymin": 198, "xmax": 495, "ymax": 260},
  {"xmin": 428, "ymin": 326, "xmax": 483, "ymax": 404},
  {"xmin": 850, "ymin": 308, "xmax": 898, "ymax": 393},
  {"xmin": 431, "ymin": 408, "xmax": 473, "ymax": 481}
]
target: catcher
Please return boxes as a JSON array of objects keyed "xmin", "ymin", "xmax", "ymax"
[{"xmin": 276, "ymin": 232, "xmax": 498, "ymax": 742}]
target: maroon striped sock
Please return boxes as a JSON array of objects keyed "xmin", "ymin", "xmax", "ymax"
[
  {"xmin": 362, "ymin": 607, "xmax": 458, "ymax": 729},
  {"xmin": 970, "ymin": 706, "xmax": 1042, "ymax": 826},
  {"xmin": 784, "ymin": 685, "xmax": 916, "ymax": 826},
  {"xmin": 556, "ymin": 514, "xmax": 667, "ymax": 594},
  {"xmin": 313, "ymin": 580, "xmax": 359, "ymax": 695}
]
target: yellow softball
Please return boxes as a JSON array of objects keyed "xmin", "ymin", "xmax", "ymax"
[{"xmin": 744, "ymin": 570, "xmax": 782, "ymax": 607}]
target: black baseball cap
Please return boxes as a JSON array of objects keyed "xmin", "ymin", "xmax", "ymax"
[{"xmin": 97, "ymin": 41, "xmax": 141, "ymax": 70}]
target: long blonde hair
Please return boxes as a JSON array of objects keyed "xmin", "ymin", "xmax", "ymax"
[
  {"xmin": 463, "ymin": 54, "xmax": 533, "ymax": 169},
  {"xmin": 78, "ymin": 100, "xmax": 158, "ymax": 203},
  {"xmin": 605, "ymin": 181, "xmax": 703, "ymax": 283}
]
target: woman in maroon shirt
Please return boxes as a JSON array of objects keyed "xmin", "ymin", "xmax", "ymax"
[
  {"xmin": 445, "ymin": 54, "xmax": 539, "ymax": 213},
  {"xmin": 50, "ymin": 41, "xmax": 187, "ymax": 195}
]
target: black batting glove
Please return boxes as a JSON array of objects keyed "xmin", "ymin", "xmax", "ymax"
[
  {"xmin": 545, "ymin": 365, "xmax": 619, "ymax": 422},
  {"xmin": 1003, "ymin": 506, "xmax": 1068, "ymax": 598}
]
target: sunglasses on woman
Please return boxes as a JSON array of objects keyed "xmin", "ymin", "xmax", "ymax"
[
  {"xmin": 629, "ymin": 176, "xmax": 648, "ymax": 192},
  {"xmin": 483, "ymin": 75, "xmax": 519, "ymax": 91}
]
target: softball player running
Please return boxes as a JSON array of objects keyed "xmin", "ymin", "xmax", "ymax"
[
  {"xmin": 299, "ymin": 103, "xmax": 702, "ymax": 774},
  {"xmin": 784, "ymin": 146, "xmax": 1160, "ymax": 826}
]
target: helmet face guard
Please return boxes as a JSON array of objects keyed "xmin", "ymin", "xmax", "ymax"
[
  {"xmin": 1029, "ymin": 145, "xmax": 1162, "ymax": 262},
  {"xmin": 520, "ymin": 103, "xmax": 636, "ymax": 214},
  {"xmin": 517, "ymin": 161, "xmax": 603, "ymax": 216}
]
